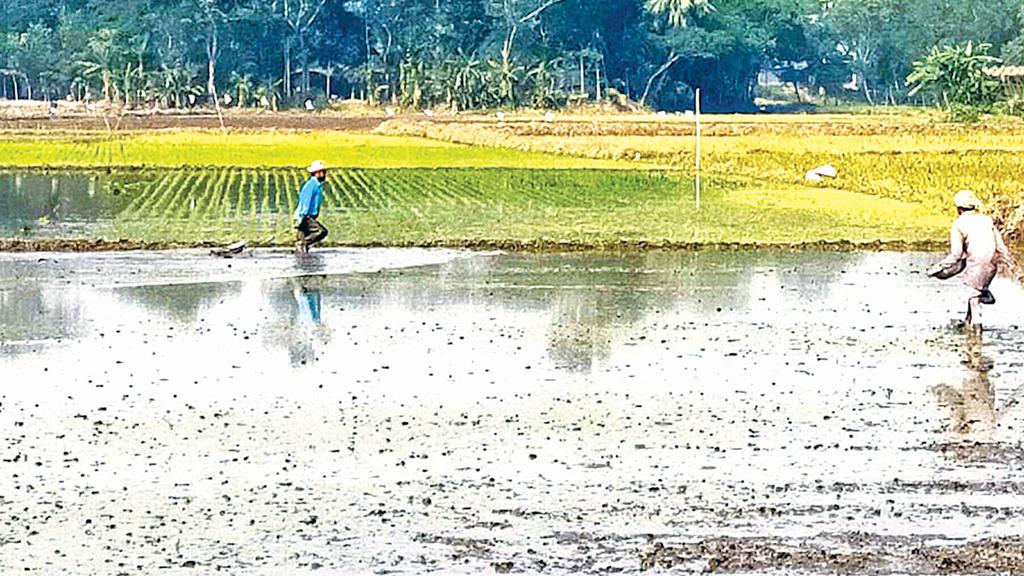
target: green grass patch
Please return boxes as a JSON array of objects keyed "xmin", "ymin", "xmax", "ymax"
[{"xmin": 3, "ymin": 167, "xmax": 946, "ymax": 248}]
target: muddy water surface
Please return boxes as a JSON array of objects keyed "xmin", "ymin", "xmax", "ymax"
[{"xmin": 1, "ymin": 249, "xmax": 1023, "ymax": 574}]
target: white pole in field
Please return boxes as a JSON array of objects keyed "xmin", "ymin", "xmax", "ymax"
[{"xmin": 695, "ymin": 88, "xmax": 701, "ymax": 210}]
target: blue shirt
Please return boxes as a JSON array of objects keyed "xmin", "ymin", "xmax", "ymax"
[{"xmin": 294, "ymin": 176, "xmax": 323, "ymax": 220}]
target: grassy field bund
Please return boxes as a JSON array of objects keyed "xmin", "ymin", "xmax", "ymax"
[{"xmin": 4, "ymin": 112, "xmax": 1009, "ymax": 249}]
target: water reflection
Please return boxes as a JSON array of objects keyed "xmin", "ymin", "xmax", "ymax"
[
  {"xmin": 0, "ymin": 171, "xmax": 135, "ymax": 236},
  {"xmin": 294, "ymin": 280, "xmax": 323, "ymax": 326},
  {"xmin": 0, "ymin": 285, "xmax": 85, "ymax": 352},
  {"xmin": 264, "ymin": 275, "xmax": 330, "ymax": 367},
  {"xmin": 933, "ymin": 331, "xmax": 997, "ymax": 440},
  {"xmin": 119, "ymin": 282, "xmax": 234, "ymax": 324}
]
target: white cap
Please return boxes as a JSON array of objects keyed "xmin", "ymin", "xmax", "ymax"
[
  {"xmin": 307, "ymin": 160, "xmax": 327, "ymax": 173},
  {"xmin": 953, "ymin": 189, "xmax": 982, "ymax": 210}
]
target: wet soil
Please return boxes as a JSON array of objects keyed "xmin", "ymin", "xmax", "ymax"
[
  {"xmin": 640, "ymin": 535, "xmax": 1024, "ymax": 573},
  {"xmin": 1, "ymin": 249, "xmax": 1023, "ymax": 574},
  {"xmin": 0, "ymin": 237, "xmax": 946, "ymax": 253}
]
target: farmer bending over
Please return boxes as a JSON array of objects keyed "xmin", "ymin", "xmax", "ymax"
[
  {"xmin": 295, "ymin": 160, "xmax": 329, "ymax": 252},
  {"xmin": 929, "ymin": 190, "xmax": 1013, "ymax": 327}
]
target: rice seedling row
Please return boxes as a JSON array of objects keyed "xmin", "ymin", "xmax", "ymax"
[
  {"xmin": 287, "ymin": 170, "xmax": 302, "ymax": 215},
  {"xmin": 123, "ymin": 171, "xmax": 173, "ymax": 217},
  {"xmin": 379, "ymin": 171, "xmax": 431, "ymax": 208},
  {"xmin": 268, "ymin": 170, "xmax": 284, "ymax": 213},
  {"xmin": 345, "ymin": 170, "xmax": 382, "ymax": 210},
  {"xmin": 219, "ymin": 169, "xmax": 241, "ymax": 220},
  {"xmin": 1, "ymin": 163, "xmax": 949, "ymax": 247},
  {"xmin": 375, "ymin": 172, "xmax": 425, "ymax": 219},
  {"xmin": 385, "ymin": 170, "xmax": 440, "ymax": 212},
  {"xmin": 152, "ymin": 171, "xmax": 192, "ymax": 221},
  {"xmin": 358, "ymin": 169, "xmax": 395, "ymax": 209},
  {"xmin": 118, "ymin": 174, "xmax": 159, "ymax": 217},
  {"xmin": 200, "ymin": 169, "xmax": 231, "ymax": 221},
  {"xmin": 426, "ymin": 171, "xmax": 481, "ymax": 206},
  {"xmin": 334, "ymin": 170, "xmax": 369, "ymax": 210},
  {"xmin": 172, "ymin": 171, "xmax": 205, "ymax": 220},
  {"xmin": 320, "ymin": 170, "xmax": 345, "ymax": 209},
  {"xmin": 246, "ymin": 170, "xmax": 260, "ymax": 219},
  {"xmin": 415, "ymin": 171, "xmax": 477, "ymax": 207},
  {"xmin": 190, "ymin": 170, "xmax": 216, "ymax": 222},
  {"xmin": 137, "ymin": 171, "xmax": 186, "ymax": 219}
]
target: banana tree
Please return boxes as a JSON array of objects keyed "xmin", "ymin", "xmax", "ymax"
[
  {"xmin": 907, "ymin": 41, "xmax": 1001, "ymax": 109},
  {"xmin": 254, "ymin": 76, "xmax": 284, "ymax": 110},
  {"xmin": 526, "ymin": 58, "xmax": 564, "ymax": 108},
  {"xmin": 398, "ymin": 58, "xmax": 426, "ymax": 108},
  {"xmin": 229, "ymin": 71, "xmax": 255, "ymax": 107},
  {"xmin": 153, "ymin": 64, "xmax": 203, "ymax": 108},
  {"xmin": 450, "ymin": 53, "xmax": 485, "ymax": 111},
  {"xmin": 77, "ymin": 28, "xmax": 129, "ymax": 105},
  {"xmin": 486, "ymin": 56, "xmax": 523, "ymax": 107}
]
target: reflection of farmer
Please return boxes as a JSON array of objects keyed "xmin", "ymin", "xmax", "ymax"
[
  {"xmin": 933, "ymin": 331, "xmax": 996, "ymax": 440},
  {"xmin": 294, "ymin": 282, "xmax": 322, "ymax": 325},
  {"xmin": 288, "ymin": 278, "xmax": 327, "ymax": 366},
  {"xmin": 294, "ymin": 160, "xmax": 329, "ymax": 252},
  {"xmin": 929, "ymin": 190, "xmax": 1013, "ymax": 327}
]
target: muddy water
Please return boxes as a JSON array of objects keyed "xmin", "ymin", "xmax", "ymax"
[
  {"xmin": 0, "ymin": 171, "xmax": 124, "ymax": 238},
  {"xmin": 1, "ymin": 249, "xmax": 1023, "ymax": 575}
]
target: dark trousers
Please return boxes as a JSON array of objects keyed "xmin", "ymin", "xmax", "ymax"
[{"xmin": 296, "ymin": 216, "xmax": 328, "ymax": 250}]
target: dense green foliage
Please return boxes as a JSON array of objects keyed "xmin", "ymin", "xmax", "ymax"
[
  {"xmin": 1, "ymin": 0, "xmax": 1024, "ymax": 112},
  {"xmin": 907, "ymin": 42, "xmax": 1002, "ymax": 119}
]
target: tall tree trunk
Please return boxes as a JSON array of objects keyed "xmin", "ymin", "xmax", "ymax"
[
  {"xmin": 579, "ymin": 54, "xmax": 585, "ymax": 98},
  {"xmin": 299, "ymin": 34, "xmax": 310, "ymax": 95},
  {"xmin": 123, "ymin": 65, "xmax": 131, "ymax": 107},
  {"xmin": 102, "ymin": 71, "xmax": 112, "ymax": 105},
  {"xmin": 364, "ymin": 23, "xmax": 372, "ymax": 104},
  {"xmin": 640, "ymin": 52, "xmax": 679, "ymax": 107},
  {"xmin": 595, "ymin": 64, "xmax": 601, "ymax": 101},
  {"xmin": 206, "ymin": 24, "xmax": 218, "ymax": 106},
  {"xmin": 12, "ymin": 74, "xmax": 19, "ymax": 101},
  {"xmin": 500, "ymin": 23, "xmax": 517, "ymax": 105},
  {"xmin": 284, "ymin": 42, "xmax": 292, "ymax": 100}
]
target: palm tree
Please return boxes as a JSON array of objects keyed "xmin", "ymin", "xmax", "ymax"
[
  {"xmin": 229, "ymin": 72, "xmax": 255, "ymax": 107},
  {"xmin": 645, "ymin": 0, "xmax": 713, "ymax": 28},
  {"xmin": 78, "ymin": 28, "xmax": 128, "ymax": 105}
]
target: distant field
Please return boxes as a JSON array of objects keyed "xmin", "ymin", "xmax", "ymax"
[
  {"xmin": 379, "ymin": 115, "xmax": 1024, "ymax": 232},
  {"xmin": 0, "ymin": 130, "xmax": 638, "ymax": 170},
  {"xmin": 0, "ymin": 114, "xmax": 984, "ymax": 248}
]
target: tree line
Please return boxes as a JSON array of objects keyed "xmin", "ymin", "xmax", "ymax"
[{"xmin": 2, "ymin": 0, "xmax": 1023, "ymax": 113}]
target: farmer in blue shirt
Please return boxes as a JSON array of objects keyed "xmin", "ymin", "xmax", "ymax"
[{"xmin": 294, "ymin": 160, "xmax": 329, "ymax": 252}]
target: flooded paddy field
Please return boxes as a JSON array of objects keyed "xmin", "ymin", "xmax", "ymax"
[
  {"xmin": 0, "ymin": 168, "xmax": 945, "ymax": 248},
  {"xmin": 1, "ymin": 249, "xmax": 1023, "ymax": 574}
]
